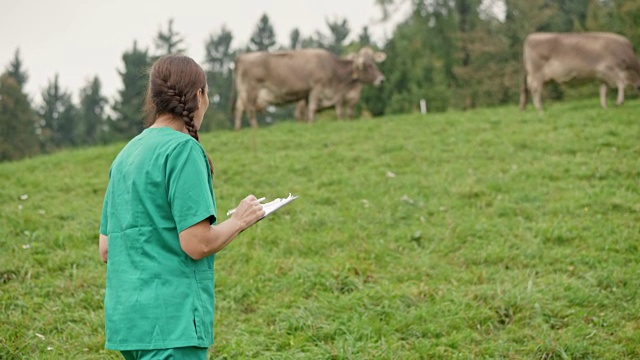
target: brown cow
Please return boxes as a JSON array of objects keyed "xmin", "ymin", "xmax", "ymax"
[
  {"xmin": 232, "ymin": 47, "xmax": 386, "ymax": 130},
  {"xmin": 520, "ymin": 32, "xmax": 640, "ymax": 111}
]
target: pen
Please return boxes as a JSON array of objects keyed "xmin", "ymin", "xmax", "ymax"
[{"xmin": 226, "ymin": 197, "xmax": 266, "ymax": 216}]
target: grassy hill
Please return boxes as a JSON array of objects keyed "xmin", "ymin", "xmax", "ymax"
[{"xmin": 2, "ymin": 99, "xmax": 640, "ymax": 359}]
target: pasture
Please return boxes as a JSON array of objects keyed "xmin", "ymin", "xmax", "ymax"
[{"xmin": 1, "ymin": 99, "xmax": 640, "ymax": 359}]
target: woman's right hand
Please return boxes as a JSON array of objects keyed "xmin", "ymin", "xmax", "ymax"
[
  {"xmin": 180, "ymin": 195, "xmax": 266, "ymax": 259},
  {"xmin": 231, "ymin": 195, "xmax": 266, "ymax": 230}
]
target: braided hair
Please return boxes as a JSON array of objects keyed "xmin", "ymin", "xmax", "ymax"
[{"xmin": 145, "ymin": 54, "xmax": 214, "ymax": 175}]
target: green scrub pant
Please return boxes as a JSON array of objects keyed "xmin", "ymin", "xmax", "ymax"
[{"xmin": 120, "ymin": 347, "xmax": 208, "ymax": 360}]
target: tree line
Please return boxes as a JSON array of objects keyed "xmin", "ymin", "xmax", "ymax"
[{"xmin": 1, "ymin": 0, "xmax": 638, "ymax": 162}]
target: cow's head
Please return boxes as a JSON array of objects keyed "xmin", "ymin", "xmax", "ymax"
[{"xmin": 346, "ymin": 47, "xmax": 387, "ymax": 86}]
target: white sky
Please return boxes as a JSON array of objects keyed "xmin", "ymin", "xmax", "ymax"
[{"xmin": 0, "ymin": 0, "xmax": 410, "ymax": 104}]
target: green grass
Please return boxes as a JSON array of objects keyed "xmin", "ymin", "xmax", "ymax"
[{"xmin": 2, "ymin": 98, "xmax": 640, "ymax": 359}]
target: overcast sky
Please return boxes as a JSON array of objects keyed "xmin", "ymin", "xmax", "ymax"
[{"xmin": 1, "ymin": 0, "xmax": 410, "ymax": 104}]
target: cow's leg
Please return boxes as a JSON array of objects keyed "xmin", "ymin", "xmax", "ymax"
[
  {"xmin": 247, "ymin": 107, "xmax": 258, "ymax": 129},
  {"xmin": 599, "ymin": 83, "xmax": 609, "ymax": 108},
  {"xmin": 234, "ymin": 99, "xmax": 245, "ymax": 131},
  {"xmin": 519, "ymin": 73, "xmax": 528, "ymax": 111},
  {"xmin": 346, "ymin": 98, "xmax": 358, "ymax": 119},
  {"xmin": 294, "ymin": 100, "xmax": 306, "ymax": 122},
  {"xmin": 243, "ymin": 90, "xmax": 259, "ymax": 129},
  {"xmin": 306, "ymin": 89, "xmax": 320, "ymax": 123},
  {"xmin": 347, "ymin": 105, "xmax": 354, "ymax": 119},
  {"xmin": 529, "ymin": 77, "xmax": 544, "ymax": 111},
  {"xmin": 615, "ymin": 81, "xmax": 625, "ymax": 106},
  {"xmin": 335, "ymin": 101, "xmax": 344, "ymax": 120},
  {"xmin": 346, "ymin": 99, "xmax": 358, "ymax": 120}
]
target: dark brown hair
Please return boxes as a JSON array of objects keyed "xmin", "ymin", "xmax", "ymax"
[{"xmin": 144, "ymin": 54, "xmax": 213, "ymax": 174}]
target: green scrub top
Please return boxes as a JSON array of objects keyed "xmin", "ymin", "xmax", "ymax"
[{"xmin": 99, "ymin": 127, "xmax": 217, "ymax": 351}]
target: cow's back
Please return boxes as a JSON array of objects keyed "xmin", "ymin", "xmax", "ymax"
[{"xmin": 235, "ymin": 49, "xmax": 338, "ymax": 92}]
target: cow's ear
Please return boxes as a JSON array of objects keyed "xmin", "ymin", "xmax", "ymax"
[{"xmin": 374, "ymin": 52, "xmax": 387, "ymax": 63}]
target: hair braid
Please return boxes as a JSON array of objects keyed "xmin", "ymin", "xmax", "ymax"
[
  {"xmin": 145, "ymin": 55, "xmax": 214, "ymax": 175},
  {"xmin": 174, "ymin": 90, "xmax": 214, "ymax": 174}
]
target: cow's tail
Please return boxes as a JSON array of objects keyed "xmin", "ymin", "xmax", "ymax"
[{"xmin": 519, "ymin": 70, "xmax": 528, "ymax": 111}]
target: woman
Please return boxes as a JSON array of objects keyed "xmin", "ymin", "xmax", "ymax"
[{"xmin": 98, "ymin": 54, "xmax": 265, "ymax": 359}]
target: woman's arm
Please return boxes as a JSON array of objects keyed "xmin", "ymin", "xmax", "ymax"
[
  {"xmin": 99, "ymin": 234, "xmax": 108, "ymax": 263},
  {"xmin": 179, "ymin": 195, "xmax": 265, "ymax": 260}
]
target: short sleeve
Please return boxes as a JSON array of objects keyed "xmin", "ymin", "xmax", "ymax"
[
  {"xmin": 99, "ymin": 167, "xmax": 112, "ymax": 236},
  {"xmin": 99, "ymin": 188, "xmax": 109, "ymax": 236},
  {"xmin": 166, "ymin": 140, "xmax": 216, "ymax": 233}
]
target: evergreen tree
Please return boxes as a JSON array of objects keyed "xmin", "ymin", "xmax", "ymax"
[
  {"xmin": 5, "ymin": 49, "xmax": 28, "ymax": 89},
  {"xmin": 154, "ymin": 18, "xmax": 186, "ymax": 56},
  {"xmin": 112, "ymin": 41, "xmax": 151, "ymax": 140},
  {"xmin": 452, "ymin": 0, "xmax": 495, "ymax": 109},
  {"xmin": 586, "ymin": 0, "xmax": 621, "ymax": 32},
  {"xmin": 203, "ymin": 26, "xmax": 235, "ymax": 130},
  {"xmin": 375, "ymin": 0, "xmax": 402, "ymax": 22},
  {"xmin": 326, "ymin": 18, "xmax": 351, "ymax": 55},
  {"xmin": 39, "ymin": 74, "xmax": 77, "ymax": 150},
  {"xmin": 204, "ymin": 26, "xmax": 234, "ymax": 74},
  {"xmin": 617, "ymin": 1, "xmax": 640, "ymax": 50},
  {"xmin": 358, "ymin": 26, "xmax": 372, "ymax": 47},
  {"xmin": 542, "ymin": 0, "xmax": 590, "ymax": 32},
  {"xmin": 290, "ymin": 28, "xmax": 301, "ymax": 49},
  {"xmin": 300, "ymin": 31, "xmax": 327, "ymax": 49},
  {"xmin": 0, "ymin": 74, "xmax": 40, "ymax": 161},
  {"xmin": 250, "ymin": 14, "xmax": 277, "ymax": 51},
  {"xmin": 371, "ymin": 0, "xmax": 455, "ymax": 114},
  {"xmin": 78, "ymin": 76, "xmax": 108, "ymax": 145},
  {"xmin": 427, "ymin": 0, "xmax": 457, "ymax": 84}
]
